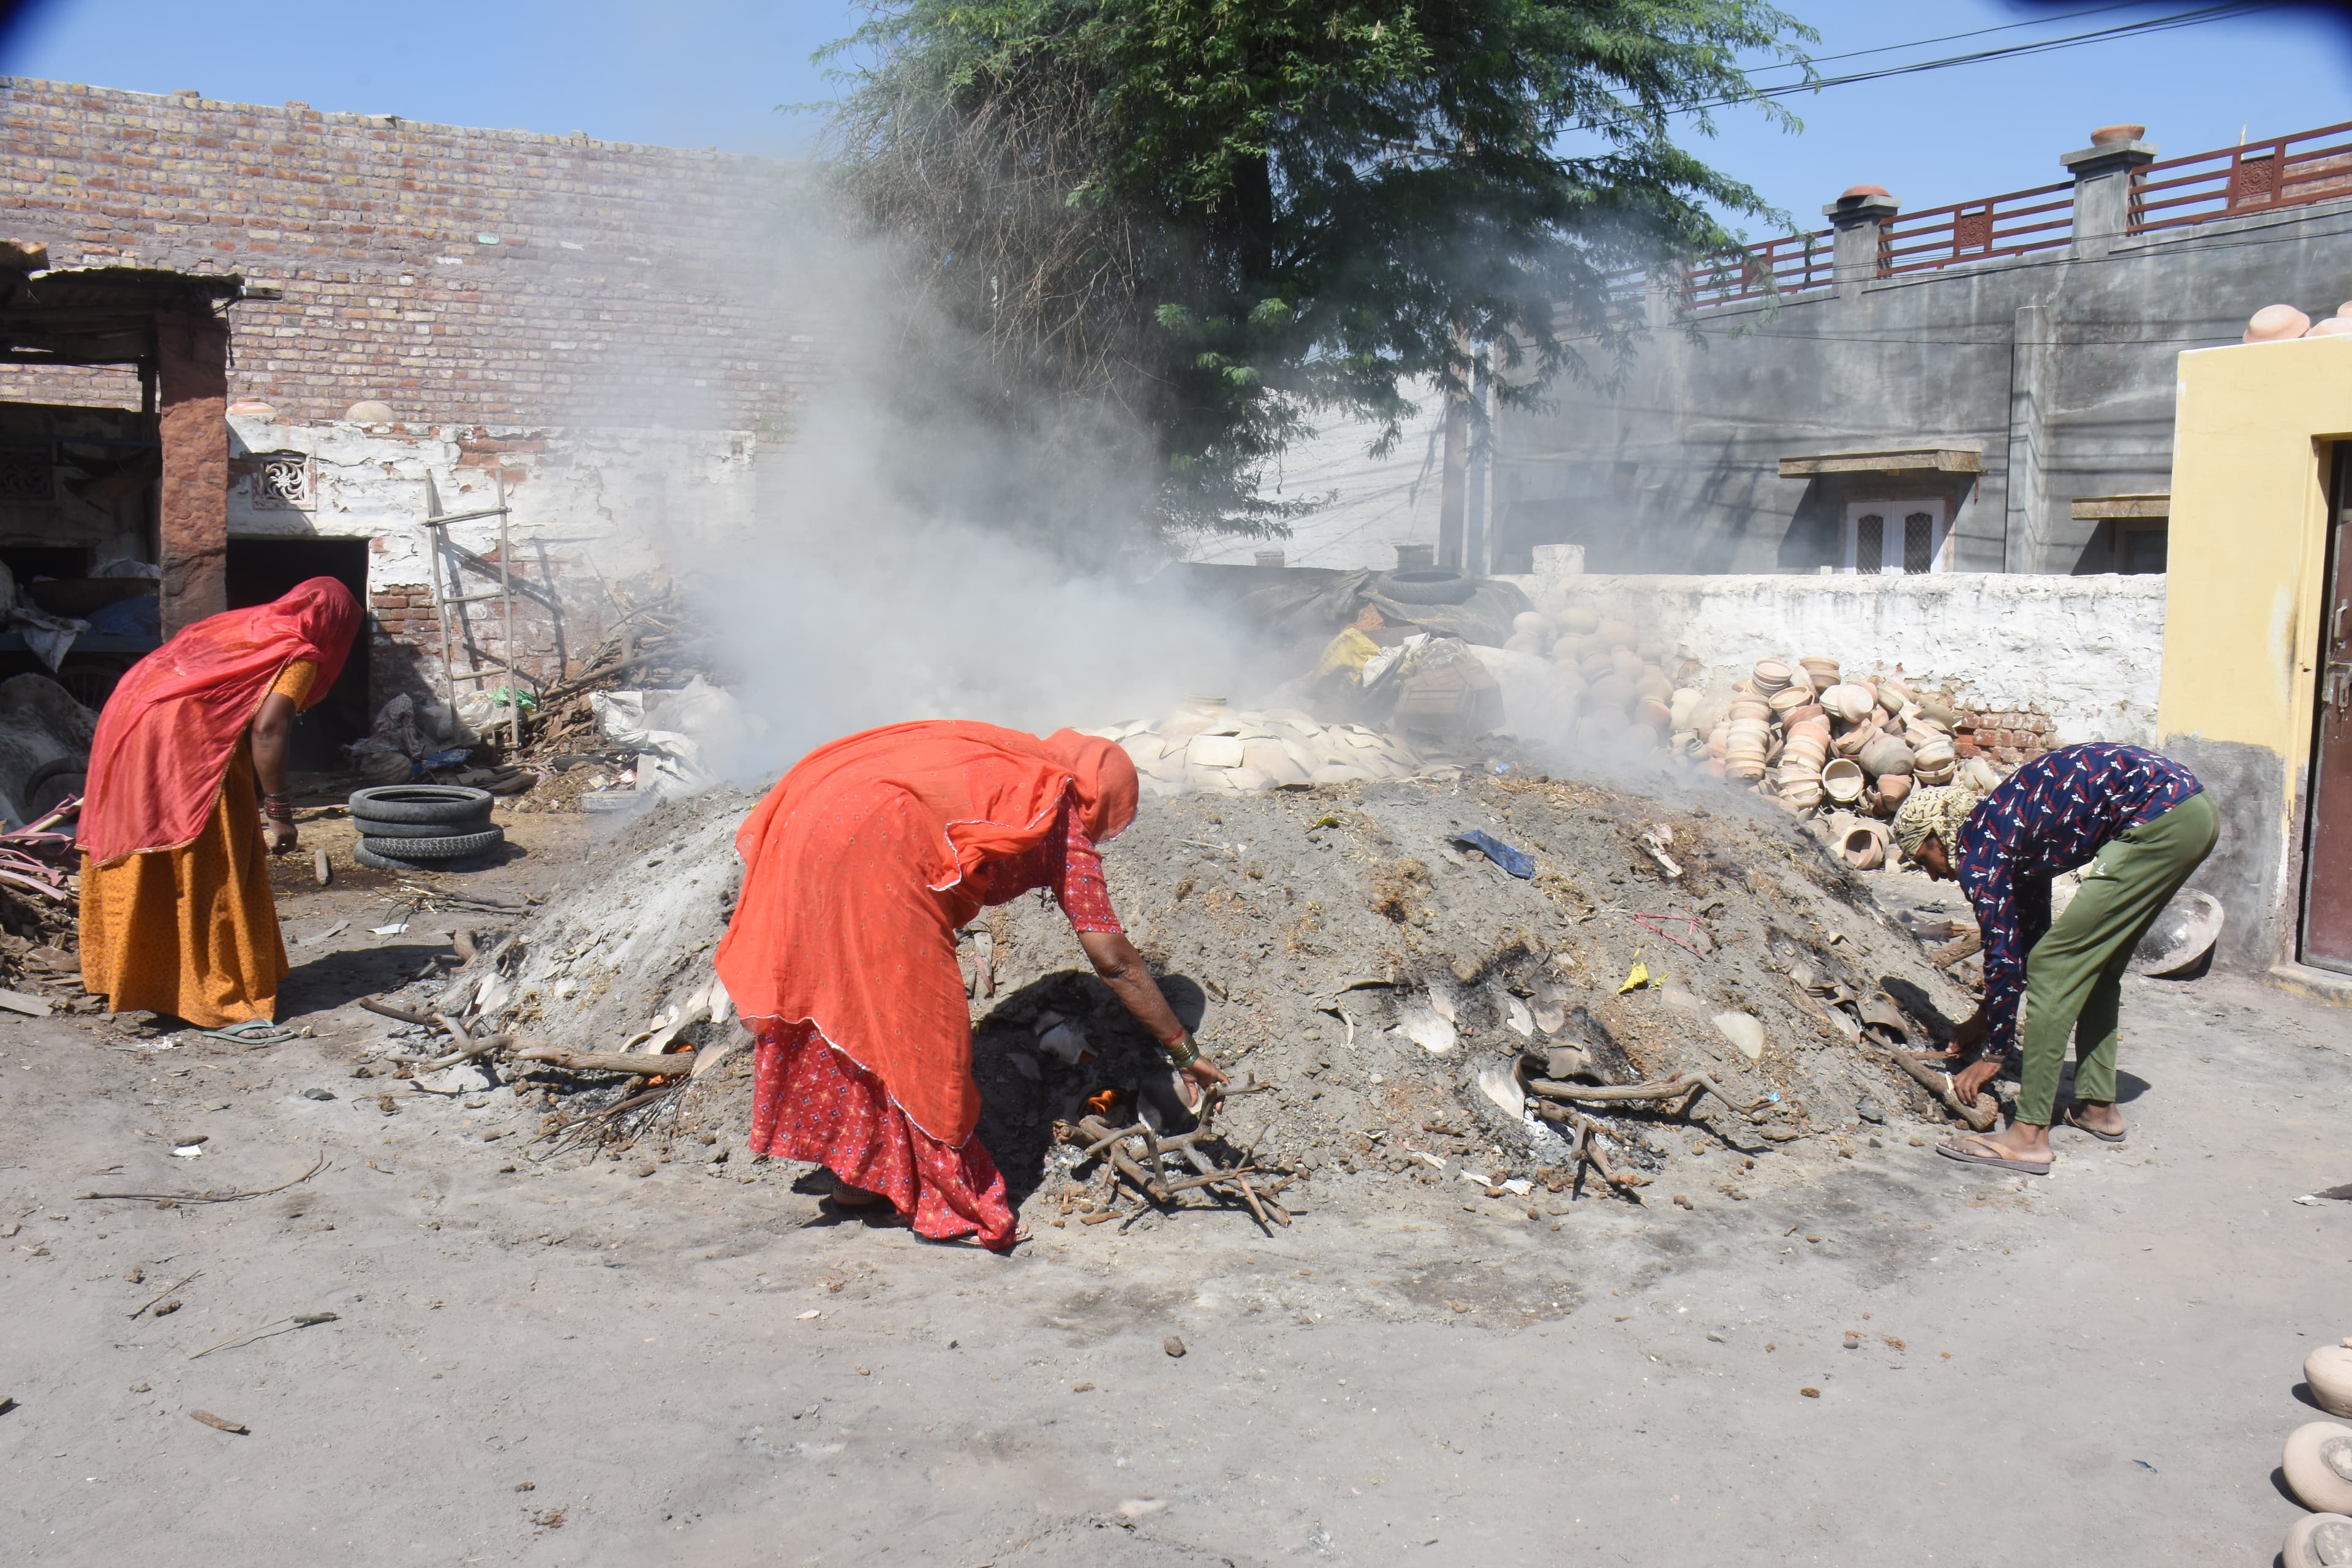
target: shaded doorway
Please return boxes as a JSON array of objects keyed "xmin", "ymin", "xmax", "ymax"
[{"xmin": 225, "ymin": 538, "xmax": 369, "ymax": 773}]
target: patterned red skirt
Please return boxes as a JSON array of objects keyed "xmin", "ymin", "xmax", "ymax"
[{"xmin": 748, "ymin": 1020, "xmax": 1018, "ymax": 1250}]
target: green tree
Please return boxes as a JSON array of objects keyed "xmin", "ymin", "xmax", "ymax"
[{"xmin": 826, "ymin": 1, "xmax": 1812, "ymax": 542}]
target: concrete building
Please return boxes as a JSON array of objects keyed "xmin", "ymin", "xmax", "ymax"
[{"xmin": 1491, "ymin": 118, "xmax": 2352, "ymax": 576}]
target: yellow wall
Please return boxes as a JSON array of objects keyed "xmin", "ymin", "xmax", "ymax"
[{"xmin": 2160, "ymin": 336, "xmax": 2351, "ymax": 802}]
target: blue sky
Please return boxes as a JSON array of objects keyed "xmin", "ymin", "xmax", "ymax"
[{"xmin": 2, "ymin": 1, "xmax": 2346, "ymax": 240}]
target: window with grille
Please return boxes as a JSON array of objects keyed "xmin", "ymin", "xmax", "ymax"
[
  {"xmin": 1904, "ymin": 511, "xmax": 1936, "ymax": 572},
  {"xmin": 1856, "ymin": 513, "xmax": 1884, "ymax": 571}
]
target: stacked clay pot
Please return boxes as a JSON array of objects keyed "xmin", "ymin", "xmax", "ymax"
[{"xmin": 1525, "ymin": 606, "xmax": 1687, "ymax": 756}]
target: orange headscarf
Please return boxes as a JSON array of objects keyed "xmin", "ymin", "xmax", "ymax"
[
  {"xmin": 715, "ymin": 720, "xmax": 1138, "ymax": 1143},
  {"xmin": 80, "ymin": 578, "xmax": 360, "ymax": 865}
]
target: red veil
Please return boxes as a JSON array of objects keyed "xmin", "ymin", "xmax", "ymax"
[
  {"xmin": 80, "ymin": 578, "xmax": 361, "ymax": 865},
  {"xmin": 715, "ymin": 720, "xmax": 1138, "ymax": 1144}
]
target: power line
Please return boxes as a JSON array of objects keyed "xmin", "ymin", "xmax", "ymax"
[
  {"xmin": 1588, "ymin": 1, "xmax": 2286, "ymax": 126},
  {"xmin": 1742, "ymin": 0, "xmax": 2218, "ymax": 76}
]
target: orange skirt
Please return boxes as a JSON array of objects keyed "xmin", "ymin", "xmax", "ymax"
[{"xmin": 78, "ymin": 736, "xmax": 289, "ymax": 1027}]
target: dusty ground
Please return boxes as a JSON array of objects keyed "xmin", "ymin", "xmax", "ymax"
[{"xmin": 2, "ymin": 802, "xmax": 2348, "ymax": 1566}]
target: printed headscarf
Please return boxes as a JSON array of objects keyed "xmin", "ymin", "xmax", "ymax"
[{"xmin": 1891, "ymin": 785, "xmax": 1983, "ymax": 863}]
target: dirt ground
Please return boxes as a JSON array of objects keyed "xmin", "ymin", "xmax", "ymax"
[{"xmin": 2, "ymin": 804, "xmax": 2349, "ymax": 1566}]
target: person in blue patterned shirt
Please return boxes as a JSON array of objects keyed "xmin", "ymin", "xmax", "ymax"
[{"xmin": 1890, "ymin": 743, "xmax": 2216, "ymax": 1174}]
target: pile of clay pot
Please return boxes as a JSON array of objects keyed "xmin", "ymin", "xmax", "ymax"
[
  {"xmin": 1502, "ymin": 606, "xmax": 1691, "ymax": 748},
  {"xmin": 1098, "ymin": 700, "xmax": 1433, "ymax": 798},
  {"xmin": 2280, "ymin": 1338, "xmax": 2352, "ymax": 1568},
  {"xmin": 1695, "ymin": 657, "xmax": 2012, "ymax": 865}
]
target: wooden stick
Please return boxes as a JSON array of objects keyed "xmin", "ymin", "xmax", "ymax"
[
  {"xmin": 1885, "ymin": 1047, "xmax": 1999, "ymax": 1131},
  {"xmin": 1526, "ymin": 1072, "xmax": 1761, "ymax": 1115},
  {"xmin": 83, "ymin": 1154, "xmax": 328, "ymax": 1206},
  {"xmin": 128, "ymin": 1269, "xmax": 201, "ymax": 1318},
  {"xmin": 360, "ymin": 998, "xmax": 439, "ymax": 1028},
  {"xmin": 421, "ymin": 1033, "xmax": 513, "ymax": 1072},
  {"xmin": 512, "ymin": 1045, "xmax": 694, "ymax": 1077},
  {"xmin": 1929, "ymin": 930, "xmax": 1983, "ymax": 970}
]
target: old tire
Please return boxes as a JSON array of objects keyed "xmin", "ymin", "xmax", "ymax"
[
  {"xmin": 351, "ymin": 810, "xmax": 493, "ymax": 840},
  {"xmin": 357, "ymin": 827, "xmax": 505, "ymax": 863},
  {"xmin": 346, "ymin": 785, "xmax": 494, "ymax": 824},
  {"xmin": 1376, "ymin": 568, "xmax": 1478, "ymax": 606}
]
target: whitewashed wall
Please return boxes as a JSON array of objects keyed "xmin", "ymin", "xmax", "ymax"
[{"xmin": 1506, "ymin": 560, "xmax": 2168, "ymax": 745}]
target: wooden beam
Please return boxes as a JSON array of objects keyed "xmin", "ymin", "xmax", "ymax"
[
  {"xmin": 1778, "ymin": 448, "xmax": 1984, "ymax": 477},
  {"xmin": 2070, "ymin": 493, "xmax": 2170, "ymax": 519}
]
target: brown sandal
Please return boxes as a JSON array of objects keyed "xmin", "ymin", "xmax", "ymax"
[
  {"xmin": 1936, "ymin": 1133, "xmax": 2052, "ymax": 1175},
  {"xmin": 2063, "ymin": 1107, "xmax": 2127, "ymax": 1144}
]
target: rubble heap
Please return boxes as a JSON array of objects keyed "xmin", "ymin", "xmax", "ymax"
[{"xmin": 405, "ymin": 761, "xmax": 1990, "ymax": 1226}]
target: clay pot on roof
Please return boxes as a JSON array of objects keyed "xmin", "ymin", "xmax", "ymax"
[
  {"xmin": 2245, "ymin": 304, "xmax": 2312, "ymax": 343},
  {"xmin": 2089, "ymin": 124, "xmax": 2146, "ymax": 146}
]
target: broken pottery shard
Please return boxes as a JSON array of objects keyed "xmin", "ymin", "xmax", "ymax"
[
  {"xmin": 1474, "ymin": 1060, "xmax": 1526, "ymax": 1117},
  {"xmin": 1504, "ymin": 995, "xmax": 1534, "ymax": 1038},
  {"xmin": 190, "ymin": 1410, "xmax": 247, "ymax": 1434},
  {"xmin": 1533, "ymin": 1005, "xmax": 1567, "ymax": 1035},
  {"xmin": 1188, "ymin": 735, "xmax": 1245, "ymax": 770},
  {"xmin": 1713, "ymin": 1011, "xmax": 1766, "ymax": 1061},
  {"xmin": 1427, "ymin": 985, "xmax": 1459, "ymax": 1023},
  {"xmin": 1037, "ymin": 1021, "xmax": 1089, "ymax": 1066},
  {"xmin": 1242, "ymin": 739, "xmax": 1310, "ymax": 788},
  {"xmin": 1397, "ymin": 1006, "xmax": 1457, "ymax": 1055}
]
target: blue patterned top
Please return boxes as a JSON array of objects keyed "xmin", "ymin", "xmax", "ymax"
[{"xmin": 1956, "ymin": 743, "xmax": 2201, "ymax": 1058}]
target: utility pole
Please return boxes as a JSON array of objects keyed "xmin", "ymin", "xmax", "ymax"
[{"xmin": 1436, "ymin": 331, "xmax": 1472, "ymax": 571}]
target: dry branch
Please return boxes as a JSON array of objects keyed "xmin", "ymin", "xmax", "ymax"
[
  {"xmin": 1525, "ymin": 1072, "xmax": 1761, "ymax": 1116},
  {"xmin": 1885, "ymin": 1047, "xmax": 1999, "ymax": 1131},
  {"xmin": 513, "ymin": 1046, "xmax": 695, "ymax": 1078}
]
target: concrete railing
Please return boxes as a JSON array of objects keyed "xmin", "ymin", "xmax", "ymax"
[{"xmin": 1501, "ymin": 557, "xmax": 2168, "ymax": 747}]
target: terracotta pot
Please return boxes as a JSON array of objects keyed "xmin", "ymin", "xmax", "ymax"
[
  {"xmin": 1822, "ymin": 758, "xmax": 1866, "ymax": 804},
  {"xmin": 1831, "ymin": 725, "xmax": 1871, "ymax": 758},
  {"xmin": 1611, "ymin": 647, "xmax": 1645, "ymax": 682},
  {"xmin": 1958, "ymin": 756, "xmax": 2003, "ymax": 793},
  {"xmin": 1768, "ymin": 684, "xmax": 1812, "ymax": 717},
  {"xmin": 1589, "ymin": 673, "xmax": 1637, "ymax": 712},
  {"xmin": 2089, "ymin": 124, "xmax": 2145, "ymax": 146},
  {"xmin": 1783, "ymin": 737, "xmax": 1829, "ymax": 772},
  {"xmin": 2309, "ymin": 1342, "xmax": 2352, "ymax": 1419},
  {"xmin": 1913, "ymin": 737, "xmax": 1956, "ymax": 772},
  {"xmin": 1730, "ymin": 698, "xmax": 1772, "ymax": 725},
  {"xmin": 1798, "ymin": 657, "xmax": 1841, "ymax": 688},
  {"xmin": 1668, "ymin": 688, "xmax": 1702, "ymax": 731},
  {"xmin": 1878, "ymin": 679, "xmax": 1913, "ymax": 716},
  {"xmin": 2283, "ymin": 1422, "xmax": 2352, "ymax": 1514},
  {"xmin": 1635, "ymin": 695, "xmax": 1673, "ymax": 730},
  {"xmin": 2247, "ymin": 304, "xmax": 2313, "ymax": 343},
  {"xmin": 1636, "ymin": 669, "xmax": 1675, "ymax": 704},
  {"xmin": 1836, "ymin": 816, "xmax": 1887, "ymax": 869},
  {"xmin": 1859, "ymin": 734, "xmax": 1917, "ymax": 778},
  {"xmin": 1877, "ymin": 774, "xmax": 1913, "ymax": 810},
  {"xmin": 1597, "ymin": 618, "xmax": 1640, "ymax": 649},
  {"xmin": 1706, "ymin": 720, "xmax": 1730, "ymax": 760},
  {"xmin": 2282, "ymin": 1512, "xmax": 2352, "ymax": 1568},
  {"xmin": 1784, "ymin": 702, "xmax": 1825, "ymax": 727},
  {"xmin": 1752, "ymin": 657, "xmax": 1793, "ymax": 695},
  {"xmin": 2308, "ymin": 317, "xmax": 2352, "ymax": 337},
  {"xmin": 1820, "ymin": 683, "xmax": 1877, "ymax": 726},
  {"xmin": 1554, "ymin": 606, "xmax": 1600, "ymax": 637},
  {"xmin": 1555, "ymin": 670, "xmax": 1589, "ymax": 709},
  {"xmin": 1580, "ymin": 650, "xmax": 1618, "ymax": 682}
]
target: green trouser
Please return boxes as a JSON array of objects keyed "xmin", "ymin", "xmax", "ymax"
[{"xmin": 2016, "ymin": 793, "xmax": 2218, "ymax": 1126}]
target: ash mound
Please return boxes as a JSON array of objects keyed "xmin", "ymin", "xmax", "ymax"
[{"xmin": 437, "ymin": 763, "xmax": 1977, "ymax": 1224}]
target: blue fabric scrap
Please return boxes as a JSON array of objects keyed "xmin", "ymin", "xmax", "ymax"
[{"xmin": 1450, "ymin": 829, "xmax": 1535, "ymax": 879}]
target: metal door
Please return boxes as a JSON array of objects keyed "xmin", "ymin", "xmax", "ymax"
[{"xmin": 2301, "ymin": 442, "xmax": 2352, "ymax": 970}]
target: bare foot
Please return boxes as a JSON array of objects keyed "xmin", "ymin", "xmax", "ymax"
[{"xmin": 824, "ymin": 1182, "xmax": 889, "ymax": 1208}]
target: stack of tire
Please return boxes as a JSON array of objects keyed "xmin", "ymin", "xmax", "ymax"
[{"xmin": 347, "ymin": 785, "xmax": 504, "ymax": 872}]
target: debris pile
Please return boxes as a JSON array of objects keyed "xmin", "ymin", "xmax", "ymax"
[
  {"xmin": 384, "ymin": 758, "xmax": 1998, "ymax": 1224},
  {"xmin": 1097, "ymin": 701, "xmax": 1433, "ymax": 797}
]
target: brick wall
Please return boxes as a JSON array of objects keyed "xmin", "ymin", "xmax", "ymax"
[{"xmin": 0, "ymin": 78, "xmax": 820, "ymax": 430}]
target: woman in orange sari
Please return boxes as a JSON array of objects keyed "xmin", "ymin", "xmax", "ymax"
[
  {"xmin": 715, "ymin": 721, "xmax": 1224, "ymax": 1250},
  {"xmin": 78, "ymin": 578, "xmax": 361, "ymax": 1039}
]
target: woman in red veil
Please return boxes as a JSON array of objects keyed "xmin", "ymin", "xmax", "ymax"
[
  {"xmin": 78, "ymin": 578, "xmax": 361, "ymax": 1038},
  {"xmin": 715, "ymin": 720, "xmax": 1224, "ymax": 1250}
]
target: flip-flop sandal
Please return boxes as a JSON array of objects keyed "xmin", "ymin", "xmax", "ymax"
[
  {"xmin": 1935, "ymin": 1133, "xmax": 2052, "ymax": 1175},
  {"xmin": 198, "ymin": 1019, "xmax": 297, "ymax": 1046},
  {"xmin": 2064, "ymin": 1108, "xmax": 2127, "ymax": 1144}
]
